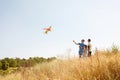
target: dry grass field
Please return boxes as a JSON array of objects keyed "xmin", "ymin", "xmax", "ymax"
[{"xmin": 0, "ymin": 50, "xmax": 120, "ymax": 80}]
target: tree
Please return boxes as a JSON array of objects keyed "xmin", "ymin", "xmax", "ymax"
[
  {"xmin": 111, "ymin": 44, "xmax": 119, "ymax": 54},
  {"xmin": 1, "ymin": 60, "xmax": 9, "ymax": 70},
  {"xmin": 0, "ymin": 61, "xmax": 2, "ymax": 69},
  {"xmin": 47, "ymin": 57, "xmax": 56, "ymax": 62},
  {"xmin": 15, "ymin": 58, "xmax": 21, "ymax": 67},
  {"xmin": 27, "ymin": 57, "xmax": 36, "ymax": 67},
  {"xmin": 9, "ymin": 58, "xmax": 17, "ymax": 67}
]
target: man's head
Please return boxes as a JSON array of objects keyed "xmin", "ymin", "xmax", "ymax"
[{"xmin": 88, "ymin": 39, "xmax": 91, "ymax": 42}]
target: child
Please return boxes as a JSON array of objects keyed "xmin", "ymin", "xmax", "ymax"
[
  {"xmin": 83, "ymin": 45, "xmax": 87, "ymax": 57},
  {"xmin": 73, "ymin": 39, "xmax": 85, "ymax": 58}
]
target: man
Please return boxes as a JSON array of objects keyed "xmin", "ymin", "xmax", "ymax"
[
  {"xmin": 87, "ymin": 39, "xmax": 92, "ymax": 57},
  {"xmin": 73, "ymin": 39, "xmax": 85, "ymax": 58}
]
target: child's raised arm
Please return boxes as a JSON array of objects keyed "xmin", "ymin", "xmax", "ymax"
[{"xmin": 73, "ymin": 40, "xmax": 78, "ymax": 45}]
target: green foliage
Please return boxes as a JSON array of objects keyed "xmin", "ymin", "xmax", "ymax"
[
  {"xmin": 47, "ymin": 57, "xmax": 56, "ymax": 62},
  {"xmin": 9, "ymin": 59, "xmax": 17, "ymax": 67},
  {"xmin": 0, "ymin": 56, "xmax": 56, "ymax": 75},
  {"xmin": 15, "ymin": 58, "xmax": 21, "ymax": 67},
  {"xmin": 111, "ymin": 44, "xmax": 119, "ymax": 54},
  {"xmin": 0, "ymin": 61, "xmax": 2, "ymax": 69},
  {"xmin": 1, "ymin": 60, "xmax": 9, "ymax": 70},
  {"xmin": 27, "ymin": 58, "xmax": 36, "ymax": 67}
]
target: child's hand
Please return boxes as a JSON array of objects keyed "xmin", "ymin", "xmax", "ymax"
[{"xmin": 73, "ymin": 40, "xmax": 75, "ymax": 42}]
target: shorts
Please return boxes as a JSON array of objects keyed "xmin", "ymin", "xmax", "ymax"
[
  {"xmin": 79, "ymin": 51, "xmax": 83, "ymax": 55},
  {"xmin": 88, "ymin": 51, "xmax": 92, "ymax": 57}
]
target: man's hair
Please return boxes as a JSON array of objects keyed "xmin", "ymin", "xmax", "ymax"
[{"xmin": 88, "ymin": 39, "xmax": 91, "ymax": 42}]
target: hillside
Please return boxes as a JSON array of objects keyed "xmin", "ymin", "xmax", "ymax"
[{"xmin": 0, "ymin": 51, "xmax": 120, "ymax": 80}]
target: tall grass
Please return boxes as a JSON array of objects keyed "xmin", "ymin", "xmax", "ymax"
[{"xmin": 0, "ymin": 51, "xmax": 120, "ymax": 80}]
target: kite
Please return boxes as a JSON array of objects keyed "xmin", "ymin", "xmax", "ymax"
[{"xmin": 43, "ymin": 26, "xmax": 52, "ymax": 34}]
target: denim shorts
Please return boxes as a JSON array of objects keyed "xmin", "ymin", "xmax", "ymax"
[{"xmin": 79, "ymin": 51, "xmax": 83, "ymax": 55}]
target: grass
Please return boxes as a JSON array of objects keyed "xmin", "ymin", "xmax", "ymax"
[{"xmin": 0, "ymin": 51, "xmax": 120, "ymax": 80}]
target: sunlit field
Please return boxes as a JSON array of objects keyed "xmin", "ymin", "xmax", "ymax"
[{"xmin": 0, "ymin": 49, "xmax": 120, "ymax": 80}]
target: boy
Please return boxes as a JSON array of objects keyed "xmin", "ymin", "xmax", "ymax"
[
  {"xmin": 73, "ymin": 39, "xmax": 85, "ymax": 58},
  {"xmin": 83, "ymin": 45, "xmax": 87, "ymax": 57}
]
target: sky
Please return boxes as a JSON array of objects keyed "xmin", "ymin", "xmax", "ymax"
[{"xmin": 0, "ymin": 0, "xmax": 120, "ymax": 59}]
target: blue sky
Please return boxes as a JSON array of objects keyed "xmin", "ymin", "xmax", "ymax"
[{"xmin": 0, "ymin": 0, "xmax": 120, "ymax": 59}]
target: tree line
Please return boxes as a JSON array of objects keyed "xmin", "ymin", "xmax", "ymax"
[{"xmin": 0, "ymin": 57, "xmax": 56, "ymax": 70}]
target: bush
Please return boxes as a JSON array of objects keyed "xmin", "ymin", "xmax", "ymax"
[
  {"xmin": 0, "ymin": 61, "xmax": 2, "ymax": 69},
  {"xmin": 1, "ymin": 60, "xmax": 9, "ymax": 70},
  {"xmin": 9, "ymin": 59, "xmax": 17, "ymax": 67},
  {"xmin": 111, "ymin": 44, "xmax": 119, "ymax": 54}
]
